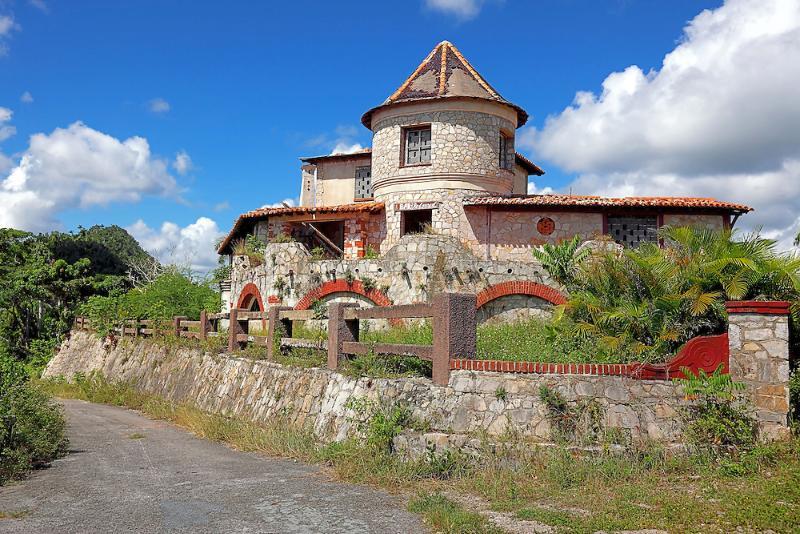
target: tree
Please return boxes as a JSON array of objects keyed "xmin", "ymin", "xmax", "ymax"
[{"xmin": 532, "ymin": 235, "xmax": 590, "ymax": 288}]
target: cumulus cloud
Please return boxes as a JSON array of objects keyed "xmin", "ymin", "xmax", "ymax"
[
  {"xmin": 148, "ymin": 97, "xmax": 170, "ymax": 114},
  {"xmin": 527, "ymin": 180, "xmax": 554, "ymax": 195},
  {"xmin": 127, "ymin": 217, "xmax": 224, "ymax": 274},
  {"xmin": 0, "ymin": 122, "xmax": 179, "ymax": 231},
  {"xmin": 20, "ymin": 91, "xmax": 33, "ymax": 103},
  {"xmin": 524, "ymin": 0, "xmax": 800, "ymax": 250},
  {"xmin": 0, "ymin": 15, "xmax": 17, "ymax": 56},
  {"xmin": 424, "ymin": 0, "xmax": 486, "ymax": 20},
  {"xmin": 173, "ymin": 150, "xmax": 192, "ymax": 175},
  {"xmin": 306, "ymin": 124, "xmax": 367, "ymax": 155},
  {"xmin": 0, "ymin": 107, "xmax": 15, "ymax": 142}
]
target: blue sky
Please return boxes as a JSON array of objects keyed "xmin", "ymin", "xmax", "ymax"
[{"xmin": 1, "ymin": 0, "xmax": 799, "ymax": 270}]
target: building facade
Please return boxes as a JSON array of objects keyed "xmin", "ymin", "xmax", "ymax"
[{"xmin": 218, "ymin": 41, "xmax": 751, "ymax": 324}]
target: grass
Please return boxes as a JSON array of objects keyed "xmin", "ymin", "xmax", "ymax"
[
  {"xmin": 0, "ymin": 510, "xmax": 29, "ymax": 520},
  {"xmin": 39, "ymin": 374, "xmax": 800, "ymax": 533},
  {"xmin": 128, "ymin": 432, "xmax": 146, "ymax": 439}
]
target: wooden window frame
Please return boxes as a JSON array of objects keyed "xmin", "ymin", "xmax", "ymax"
[{"xmin": 400, "ymin": 124, "xmax": 433, "ymax": 168}]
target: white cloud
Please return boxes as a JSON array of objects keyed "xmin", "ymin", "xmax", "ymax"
[
  {"xmin": 173, "ymin": 150, "xmax": 192, "ymax": 175},
  {"xmin": 307, "ymin": 124, "xmax": 367, "ymax": 155},
  {"xmin": 425, "ymin": 0, "xmax": 485, "ymax": 20},
  {"xmin": 527, "ymin": 180, "xmax": 554, "ymax": 195},
  {"xmin": 330, "ymin": 142, "xmax": 364, "ymax": 155},
  {"xmin": 0, "ymin": 121, "xmax": 179, "ymax": 231},
  {"xmin": 0, "ymin": 107, "xmax": 15, "ymax": 142},
  {"xmin": 20, "ymin": 91, "xmax": 33, "ymax": 103},
  {"xmin": 0, "ymin": 15, "xmax": 17, "ymax": 56},
  {"xmin": 127, "ymin": 217, "xmax": 223, "ymax": 274},
  {"xmin": 213, "ymin": 201, "xmax": 230, "ymax": 212},
  {"xmin": 29, "ymin": 0, "xmax": 49, "ymax": 13},
  {"xmin": 148, "ymin": 97, "xmax": 170, "ymax": 114},
  {"xmin": 261, "ymin": 198, "xmax": 297, "ymax": 209},
  {"xmin": 525, "ymin": 0, "xmax": 800, "ymax": 250}
]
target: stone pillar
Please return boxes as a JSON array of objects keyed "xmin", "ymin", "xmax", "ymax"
[
  {"xmin": 726, "ymin": 301, "xmax": 791, "ymax": 440},
  {"xmin": 327, "ymin": 302, "xmax": 359, "ymax": 370},
  {"xmin": 431, "ymin": 292, "xmax": 477, "ymax": 386}
]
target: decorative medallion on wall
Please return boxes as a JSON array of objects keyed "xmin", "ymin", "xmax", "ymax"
[{"xmin": 537, "ymin": 217, "xmax": 555, "ymax": 236}]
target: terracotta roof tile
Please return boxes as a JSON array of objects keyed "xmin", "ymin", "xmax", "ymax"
[
  {"xmin": 217, "ymin": 202, "xmax": 384, "ymax": 254},
  {"xmin": 462, "ymin": 195, "xmax": 752, "ymax": 212},
  {"xmin": 361, "ymin": 41, "xmax": 528, "ymax": 128}
]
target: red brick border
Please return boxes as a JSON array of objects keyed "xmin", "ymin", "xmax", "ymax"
[
  {"xmin": 450, "ymin": 333, "xmax": 729, "ymax": 381},
  {"xmin": 237, "ymin": 283, "xmax": 265, "ymax": 311},
  {"xmin": 475, "ymin": 281, "xmax": 567, "ymax": 308},
  {"xmin": 726, "ymin": 301, "xmax": 791, "ymax": 315},
  {"xmin": 294, "ymin": 279, "xmax": 392, "ymax": 310}
]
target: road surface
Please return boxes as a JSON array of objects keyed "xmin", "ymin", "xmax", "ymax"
[{"xmin": 0, "ymin": 399, "xmax": 426, "ymax": 533}]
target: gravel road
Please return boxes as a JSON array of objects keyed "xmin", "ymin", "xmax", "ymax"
[{"xmin": 0, "ymin": 399, "xmax": 426, "ymax": 533}]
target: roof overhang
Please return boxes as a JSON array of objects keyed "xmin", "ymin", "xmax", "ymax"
[
  {"xmin": 217, "ymin": 202, "xmax": 385, "ymax": 254},
  {"xmin": 462, "ymin": 195, "xmax": 753, "ymax": 213}
]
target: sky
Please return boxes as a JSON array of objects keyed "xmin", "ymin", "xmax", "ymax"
[{"xmin": 1, "ymin": 0, "xmax": 799, "ymax": 272}]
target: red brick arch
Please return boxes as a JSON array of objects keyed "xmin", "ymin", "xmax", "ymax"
[
  {"xmin": 237, "ymin": 283, "xmax": 265, "ymax": 311},
  {"xmin": 476, "ymin": 281, "xmax": 567, "ymax": 308},
  {"xmin": 295, "ymin": 279, "xmax": 392, "ymax": 310}
]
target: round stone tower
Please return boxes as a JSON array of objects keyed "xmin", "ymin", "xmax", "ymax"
[{"xmin": 361, "ymin": 41, "xmax": 529, "ymax": 249}]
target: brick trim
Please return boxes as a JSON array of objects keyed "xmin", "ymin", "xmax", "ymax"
[
  {"xmin": 725, "ymin": 301, "xmax": 791, "ymax": 315},
  {"xmin": 451, "ymin": 333, "xmax": 729, "ymax": 381},
  {"xmin": 295, "ymin": 279, "xmax": 393, "ymax": 310},
  {"xmin": 237, "ymin": 283, "xmax": 265, "ymax": 311},
  {"xmin": 475, "ymin": 281, "xmax": 567, "ymax": 308}
]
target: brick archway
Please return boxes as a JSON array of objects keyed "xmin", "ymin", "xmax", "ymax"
[
  {"xmin": 237, "ymin": 283, "xmax": 265, "ymax": 311},
  {"xmin": 295, "ymin": 279, "xmax": 392, "ymax": 310},
  {"xmin": 476, "ymin": 281, "xmax": 567, "ymax": 308}
]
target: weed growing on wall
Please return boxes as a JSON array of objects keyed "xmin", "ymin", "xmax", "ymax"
[
  {"xmin": 675, "ymin": 366, "xmax": 758, "ymax": 462},
  {"xmin": 538, "ymin": 385, "xmax": 604, "ymax": 445}
]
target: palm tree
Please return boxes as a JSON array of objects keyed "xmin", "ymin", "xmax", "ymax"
[{"xmin": 532, "ymin": 235, "xmax": 590, "ymax": 288}]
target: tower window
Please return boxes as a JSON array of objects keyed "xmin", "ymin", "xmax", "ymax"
[
  {"xmin": 499, "ymin": 133, "xmax": 512, "ymax": 169},
  {"xmin": 355, "ymin": 166, "xmax": 372, "ymax": 200},
  {"xmin": 404, "ymin": 126, "xmax": 431, "ymax": 165}
]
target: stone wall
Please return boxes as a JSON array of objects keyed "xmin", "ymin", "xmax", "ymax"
[
  {"xmin": 45, "ymin": 331, "xmax": 690, "ymax": 449},
  {"xmin": 228, "ymin": 235, "xmax": 560, "ymax": 316},
  {"xmin": 727, "ymin": 301, "xmax": 792, "ymax": 439}
]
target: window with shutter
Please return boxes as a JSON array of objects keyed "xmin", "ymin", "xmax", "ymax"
[
  {"xmin": 404, "ymin": 127, "xmax": 431, "ymax": 165},
  {"xmin": 354, "ymin": 166, "xmax": 372, "ymax": 200},
  {"xmin": 607, "ymin": 216, "xmax": 659, "ymax": 248}
]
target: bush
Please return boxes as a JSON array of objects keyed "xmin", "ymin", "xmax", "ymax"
[
  {"xmin": 80, "ymin": 270, "xmax": 219, "ymax": 335},
  {"xmin": 0, "ymin": 361, "xmax": 67, "ymax": 484},
  {"xmin": 675, "ymin": 366, "xmax": 757, "ymax": 460}
]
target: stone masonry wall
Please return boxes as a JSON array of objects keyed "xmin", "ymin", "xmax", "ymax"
[
  {"xmin": 46, "ymin": 331, "xmax": 690, "ymax": 449},
  {"xmin": 728, "ymin": 304, "xmax": 792, "ymax": 439}
]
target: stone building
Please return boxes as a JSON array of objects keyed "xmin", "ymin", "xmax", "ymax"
[{"xmin": 217, "ymin": 41, "xmax": 751, "ymax": 323}]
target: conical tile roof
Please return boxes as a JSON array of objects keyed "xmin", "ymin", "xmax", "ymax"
[{"xmin": 361, "ymin": 41, "xmax": 528, "ymax": 129}]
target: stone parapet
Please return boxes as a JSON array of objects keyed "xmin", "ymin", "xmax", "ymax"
[{"xmin": 727, "ymin": 301, "xmax": 792, "ymax": 439}]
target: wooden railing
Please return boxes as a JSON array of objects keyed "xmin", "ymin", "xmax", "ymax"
[{"xmin": 74, "ymin": 293, "xmax": 477, "ymax": 385}]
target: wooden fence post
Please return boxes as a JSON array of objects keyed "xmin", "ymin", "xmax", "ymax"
[
  {"xmin": 199, "ymin": 310, "xmax": 210, "ymax": 341},
  {"xmin": 173, "ymin": 316, "xmax": 186, "ymax": 338},
  {"xmin": 266, "ymin": 306, "xmax": 293, "ymax": 359},
  {"xmin": 228, "ymin": 308, "xmax": 245, "ymax": 352},
  {"xmin": 327, "ymin": 302, "xmax": 359, "ymax": 370},
  {"xmin": 431, "ymin": 293, "xmax": 477, "ymax": 386}
]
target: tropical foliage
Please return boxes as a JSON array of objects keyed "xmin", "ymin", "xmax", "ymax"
[
  {"xmin": 532, "ymin": 234, "xmax": 590, "ymax": 287},
  {"xmin": 541, "ymin": 227, "xmax": 800, "ymax": 362},
  {"xmin": 80, "ymin": 270, "xmax": 220, "ymax": 336}
]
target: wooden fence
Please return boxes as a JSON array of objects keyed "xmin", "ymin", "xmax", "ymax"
[{"xmin": 74, "ymin": 293, "xmax": 477, "ymax": 385}]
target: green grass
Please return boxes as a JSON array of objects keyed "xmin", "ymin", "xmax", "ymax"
[
  {"xmin": 128, "ymin": 432, "xmax": 146, "ymax": 439},
  {"xmin": 39, "ymin": 374, "xmax": 800, "ymax": 533},
  {"xmin": 408, "ymin": 493, "xmax": 503, "ymax": 533}
]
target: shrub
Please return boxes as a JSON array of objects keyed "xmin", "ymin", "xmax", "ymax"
[
  {"xmin": 554, "ymin": 227, "xmax": 800, "ymax": 363},
  {"xmin": 675, "ymin": 366, "xmax": 757, "ymax": 460},
  {"xmin": 532, "ymin": 234, "xmax": 590, "ymax": 288},
  {"xmin": 0, "ymin": 362, "xmax": 67, "ymax": 484}
]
